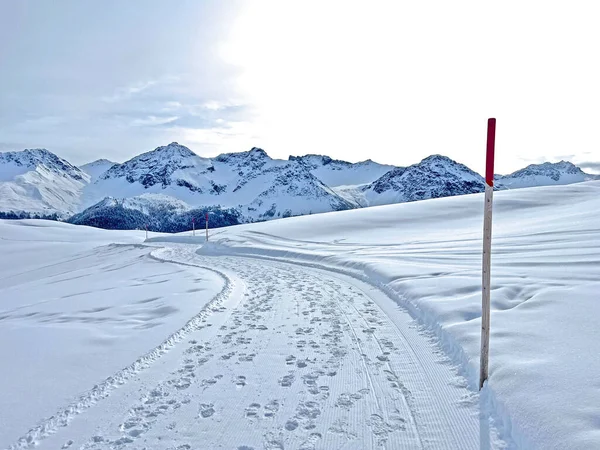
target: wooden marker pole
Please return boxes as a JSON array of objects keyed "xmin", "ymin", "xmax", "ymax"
[
  {"xmin": 480, "ymin": 118, "xmax": 496, "ymax": 390},
  {"xmin": 205, "ymin": 212, "xmax": 209, "ymax": 242}
]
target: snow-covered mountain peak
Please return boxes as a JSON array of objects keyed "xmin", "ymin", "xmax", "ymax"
[
  {"xmin": 496, "ymin": 160, "xmax": 597, "ymax": 188},
  {"xmin": 214, "ymin": 147, "xmax": 271, "ymax": 165},
  {"xmin": 356, "ymin": 158, "xmax": 376, "ymax": 165},
  {"xmin": 509, "ymin": 160, "xmax": 584, "ymax": 178},
  {"xmin": 0, "ymin": 148, "xmax": 86, "ymax": 181},
  {"xmin": 396, "ymin": 154, "xmax": 481, "ymax": 182},
  {"xmin": 152, "ymin": 142, "xmax": 197, "ymax": 159},
  {"xmin": 549, "ymin": 160, "xmax": 580, "ymax": 171},
  {"xmin": 99, "ymin": 142, "xmax": 211, "ymax": 188},
  {"xmin": 401, "ymin": 154, "xmax": 484, "ymax": 186},
  {"xmin": 3, "ymin": 143, "xmax": 598, "ymax": 230},
  {"xmin": 0, "ymin": 148, "xmax": 89, "ymax": 216},
  {"xmin": 84, "ymin": 158, "xmax": 116, "ymax": 167},
  {"xmin": 418, "ymin": 154, "xmax": 466, "ymax": 169},
  {"xmin": 130, "ymin": 142, "xmax": 199, "ymax": 162},
  {"xmin": 248, "ymin": 147, "xmax": 268, "ymax": 157},
  {"xmin": 289, "ymin": 154, "xmax": 397, "ymax": 187},
  {"xmin": 289, "ymin": 154, "xmax": 351, "ymax": 168},
  {"xmin": 80, "ymin": 159, "xmax": 117, "ymax": 181},
  {"xmin": 363, "ymin": 154, "xmax": 485, "ymax": 206}
]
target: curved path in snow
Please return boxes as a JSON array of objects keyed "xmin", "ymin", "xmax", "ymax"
[{"xmin": 11, "ymin": 244, "xmax": 500, "ymax": 450}]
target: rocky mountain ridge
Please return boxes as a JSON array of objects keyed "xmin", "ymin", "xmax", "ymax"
[{"xmin": 1, "ymin": 144, "xmax": 597, "ymax": 229}]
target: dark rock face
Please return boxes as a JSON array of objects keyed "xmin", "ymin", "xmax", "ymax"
[
  {"xmin": 366, "ymin": 155, "xmax": 486, "ymax": 202},
  {"xmin": 102, "ymin": 142, "xmax": 201, "ymax": 188}
]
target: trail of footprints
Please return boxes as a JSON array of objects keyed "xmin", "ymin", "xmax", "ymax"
[{"xmin": 76, "ymin": 256, "xmax": 414, "ymax": 449}]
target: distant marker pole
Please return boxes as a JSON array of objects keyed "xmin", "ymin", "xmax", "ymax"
[
  {"xmin": 145, "ymin": 224, "xmax": 148, "ymax": 240},
  {"xmin": 192, "ymin": 217, "xmax": 195, "ymax": 237},
  {"xmin": 205, "ymin": 212, "xmax": 209, "ymax": 242},
  {"xmin": 480, "ymin": 118, "xmax": 496, "ymax": 390}
]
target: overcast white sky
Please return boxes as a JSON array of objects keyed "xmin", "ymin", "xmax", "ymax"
[{"xmin": 1, "ymin": 0, "xmax": 599, "ymax": 174}]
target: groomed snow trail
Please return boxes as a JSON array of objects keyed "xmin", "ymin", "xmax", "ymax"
[{"xmin": 25, "ymin": 244, "xmax": 496, "ymax": 450}]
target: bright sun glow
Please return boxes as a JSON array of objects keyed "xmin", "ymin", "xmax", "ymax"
[{"xmin": 220, "ymin": 1, "xmax": 599, "ymax": 173}]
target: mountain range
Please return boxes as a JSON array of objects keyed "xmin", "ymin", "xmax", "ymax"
[{"xmin": 1, "ymin": 143, "xmax": 597, "ymax": 230}]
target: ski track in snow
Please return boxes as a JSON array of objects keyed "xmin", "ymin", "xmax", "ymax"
[
  {"xmin": 6, "ymin": 246, "xmax": 233, "ymax": 450},
  {"xmin": 8, "ymin": 243, "xmax": 496, "ymax": 450}
]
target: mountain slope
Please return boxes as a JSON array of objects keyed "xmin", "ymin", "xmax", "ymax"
[
  {"xmin": 82, "ymin": 142, "xmax": 216, "ymax": 208},
  {"xmin": 68, "ymin": 193, "xmax": 241, "ymax": 232},
  {"xmin": 80, "ymin": 159, "xmax": 117, "ymax": 181},
  {"xmin": 2, "ymin": 145, "xmax": 599, "ymax": 230},
  {"xmin": 361, "ymin": 155, "xmax": 486, "ymax": 206},
  {"xmin": 83, "ymin": 144, "xmax": 354, "ymax": 221},
  {"xmin": 289, "ymin": 154, "xmax": 396, "ymax": 187},
  {"xmin": 0, "ymin": 149, "xmax": 89, "ymax": 217},
  {"xmin": 495, "ymin": 161, "xmax": 599, "ymax": 188}
]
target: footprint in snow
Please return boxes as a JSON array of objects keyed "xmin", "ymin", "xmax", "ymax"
[
  {"xmin": 263, "ymin": 400, "xmax": 280, "ymax": 418},
  {"xmin": 299, "ymin": 432, "xmax": 322, "ymax": 450},
  {"xmin": 245, "ymin": 403, "xmax": 261, "ymax": 419},
  {"xmin": 285, "ymin": 419, "xmax": 299, "ymax": 431},
  {"xmin": 198, "ymin": 403, "xmax": 215, "ymax": 418},
  {"xmin": 278, "ymin": 373, "xmax": 295, "ymax": 387}
]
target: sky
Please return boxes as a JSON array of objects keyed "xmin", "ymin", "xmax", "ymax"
[{"xmin": 1, "ymin": 0, "xmax": 599, "ymax": 175}]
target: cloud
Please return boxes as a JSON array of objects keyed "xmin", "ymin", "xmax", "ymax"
[
  {"xmin": 13, "ymin": 116, "xmax": 66, "ymax": 130},
  {"xmin": 130, "ymin": 116, "xmax": 179, "ymax": 127},
  {"xmin": 554, "ymin": 154, "xmax": 577, "ymax": 161},
  {"xmin": 102, "ymin": 76, "xmax": 180, "ymax": 103},
  {"xmin": 170, "ymin": 101, "xmax": 248, "ymax": 118},
  {"xmin": 167, "ymin": 121, "xmax": 259, "ymax": 155},
  {"xmin": 0, "ymin": 142, "xmax": 26, "ymax": 151},
  {"xmin": 102, "ymin": 80, "xmax": 158, "ymax": 103},
  {"xmin": 0, "ymin": 2, "xmax": 247, "ymax": 164},
  {"xmin": 578, "ymin": 161, "xmax": 600, "ymax": 173},
  {"xmin": 203, "ymin": 101, "xmax": 227, "ymax": 111},
  {"xmin": 161, "ymin": 101, "xmax": 183, "ymax": 112}
]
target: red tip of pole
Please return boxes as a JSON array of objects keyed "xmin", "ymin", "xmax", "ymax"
[{"xmin": 486, "ymin": 118, "xmax": 496, "ymax": 186}]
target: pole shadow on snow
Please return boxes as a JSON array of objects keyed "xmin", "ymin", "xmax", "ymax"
[{"xmin": 479, "ymin": 388, "xmax": 492, "ymax": 450}]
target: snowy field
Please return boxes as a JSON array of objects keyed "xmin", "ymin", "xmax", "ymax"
[
  {"xmin": 0, "ymin": 222, "xmax": 224, "ymax": 448},
  {"xmin": 1, "ymin": 180, "xmax": 599, "ymax": 449}
]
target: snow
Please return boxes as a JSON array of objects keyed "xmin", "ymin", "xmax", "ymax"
[
  {"xmin": 119, "ymin": 193, "xmax": 192, "ymax": 215},
  {"xmin": 496, "ymin": 161, "xmax": 599, "ymax": 189},
  {"xmin": 79, "ymin": 159, "xmax": 117, "ymax": 182},
  {"xmin": 362, "ymin": 155, "xmax": 487, "ymax": 206},
  {"xmin": 331, "ymin": 184, "xmax": 371, "ymax": 207},
  {"xmin": 82, "ymin": 144, "xmax": 354, "ymax": 221},
  {"xmin": 0, "ymin": 149, "xmax": 90, "ymax": 216},
  {"xmin": 290, "ymin": 154, "xmax": 396, "ymax": 187},
  {"xmin": 0, "ymin": 221, "xmax": 224, "ymax": 448},
  {"xmin": 187, "ymin": 180, "xmax": 599, "ymax": 449},
  {"xmin": 3, "ymin": 146, "xmax": 599, "ymax": 228},
  {"xmin": 1, "ymin": 173, "xmax": 599, "ymax": 449}
]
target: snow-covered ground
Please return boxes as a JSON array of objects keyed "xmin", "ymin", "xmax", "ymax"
[
  {"xmin": 1, "ymin": 180, "xmax": 599, "ymax": 449},
  {"xmin": 193, "ymin": 180, "xmax": 600, "ymax": 450},
  {"xmin": 0, "ymin": 222, "xmax": 225, "ymax": 448}
]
